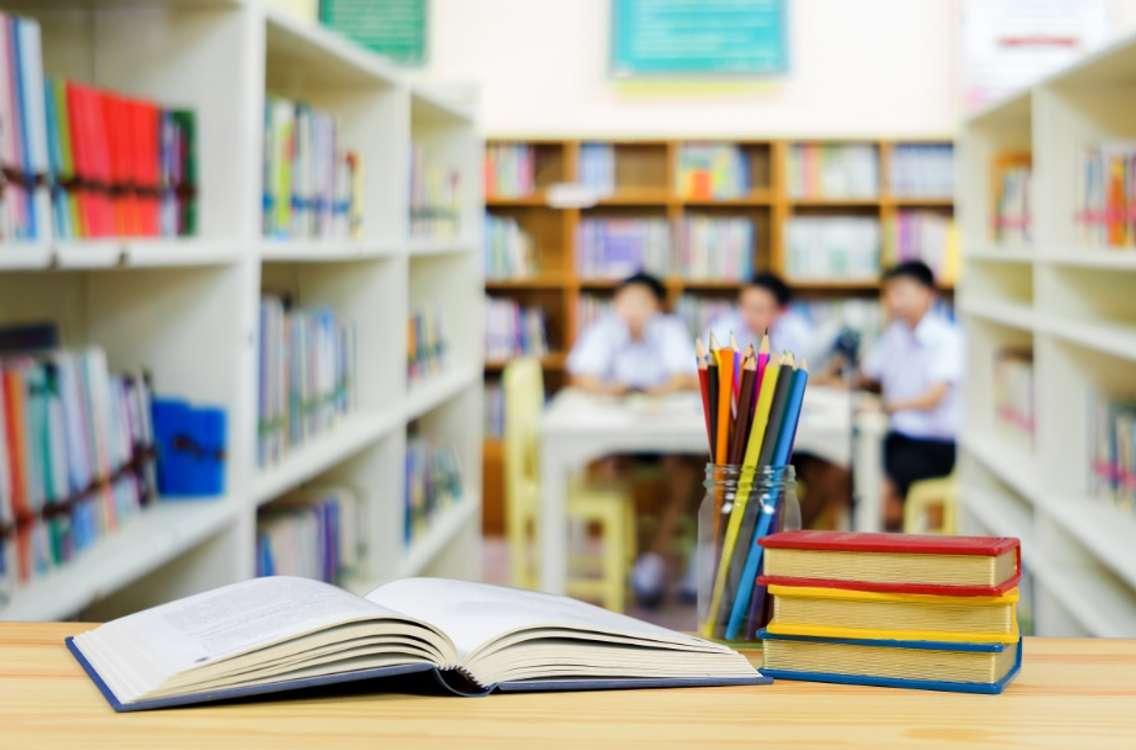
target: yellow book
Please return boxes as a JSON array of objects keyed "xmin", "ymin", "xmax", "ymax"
[{"xmin": 765, "ymin": 584, "xmax": 1020, "ymax": 645}]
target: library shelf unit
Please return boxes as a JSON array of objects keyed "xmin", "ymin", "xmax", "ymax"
[
  {"xmin": 958, "ymin": 33, "xmax": 1136, "ymax": 637},
  {"xmin": 480, "ymin": 136, "xmax": 955, "ymax": 533},
  {"xmin": 0, "ymin": 0, "xmax": 483, "ymax": 621}
]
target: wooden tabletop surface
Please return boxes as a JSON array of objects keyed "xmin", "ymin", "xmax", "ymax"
[{"xmin": 2, "ymin": 623, "xmax": 1134, "ymax": 749}]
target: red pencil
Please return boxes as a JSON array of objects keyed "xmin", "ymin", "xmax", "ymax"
[{"xmin": 695, "ymin": 339, "xmax": 713, "ymax": 450}]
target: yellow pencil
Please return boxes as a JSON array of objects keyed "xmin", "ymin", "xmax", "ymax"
[{"xmin": 701, "ymin": 353, "xmax": 784, "ymax": 637}]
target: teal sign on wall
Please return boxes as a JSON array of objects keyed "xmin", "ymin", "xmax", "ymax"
[
  {"xmin": 611, "ymin": 0, "xmax": 788, "ymax": 76},
  {"xmin": 320, "ymin": 0, "xmax": 427, "ymax": 66}
]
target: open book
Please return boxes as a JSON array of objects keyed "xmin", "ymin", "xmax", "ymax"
[{"xmin": 68, "ymin": 577, "xmax": 766, "ymax": 711}]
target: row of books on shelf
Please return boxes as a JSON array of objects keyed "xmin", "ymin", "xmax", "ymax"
[
  {"xmin": 1090, "ymin": 393, "xmax": 1136, "ymax": 509},
  {"xmin": 675, "ymin": 216, "xmax": 755, "ymax": 280},
  {"xmin": 256, "ymin": 487, "xmax": 364, "ymax": 584},
  {"xmin": 994, "ymin": 348, "xmax": 1035, "ymax": 446},
  {"xmin": 1077, "ymin": 143, "xmax": 1136, "ymax": 249},
  {"xmin": 404, "ymin": 433, "xmax": 463, "ymax": 547},
  {"xmin": 484, "ymin": 214, "xmax": 537, "ymax": 279},
  {"xmin": 675, "ymin": 143, "xmax": 751, "ymax": 200},
  {"xmin": 786, "ymin": 215, "xmax": 881, "ymax": 281},
  {"xmin": 1, "ymin": 12, "xmax": 197, "ymax": 243},
  {"xmin": 484, "ymin": 383, "xmax": 503, "ymax": 440},
  {"xmin": 408, "ymin": 308, "xmax": 446, "ymax": 383},
  {"xmin": 884, "ymin": 211, "xmax": 958, "ymax": 283},
  {"xmin": 579, "ymin": 143, "xmax": 616, "ymax": 193},
  {"xmin": 257, "ymin": 296, "xmax": 357, "ymax": 468},
  {"xmin": 484, "ymin": 143, "xmax": 538, "ymax": 198},
  {"xmin": 788, "ymin": 143, "xmax": 878, "ymax": 199},
  {"xmin": 890, "ymin": 143, "xmax": 954, "ymax": 198},
  {"xmin": 992, "ymin": 154, "xmax": 1031, "ymax": 245},
  {"xmin": 410, "ymin": 143, "xmax": 462, "ymax": 239},
  {"xmin": 577, "ymin": 294, "xmax": 613, "ymax": 334},
  {"xmin": 577, "ymin": 217, "xmax": 670, "ymax": 278},
  {"xmin": 485, "ymin": 298, "xmax": 549, "ymax": 362},
  {"xmin": 0, "ymin": 342, "xmax": 156, "ymax": 591},
  {"xmin": 262, "ymin": 96, "xmax": 359, "ymax": 241}
]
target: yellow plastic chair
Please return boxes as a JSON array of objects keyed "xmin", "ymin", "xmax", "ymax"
[
  {"xmin": 903, "ymin": 474, "xmax": 958, "ymax": 535},
  {"xmin": 504, "ymin": 358, "xmax": 635, "ymax": 611}
]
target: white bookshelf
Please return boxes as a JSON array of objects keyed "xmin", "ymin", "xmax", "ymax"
[
  {"xmin": 0, "ymin": 0, "xmax": 484, "ymax": 621},
  {"xmin": 959, "ymin": 33, "xmax": 1136, "ymax": 636}
]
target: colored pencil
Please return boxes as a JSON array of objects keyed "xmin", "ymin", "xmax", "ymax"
[
  {"xmin": 755, "ymin": 332, "xmax": 770, "ymax": 397},
  {"xmin": 695, "ymin": 339, "xmax": 712, "ymax": 449},
  {"xmin": 728, "ymin": 351, "xmax": 757, "ymax": 466},
  {"xmin": 706, "ymin": 335, "xmax": 720, "ymax": 460},
  {"xmin": 725, "ymin": 362, "xmax": 809, "ymax": 640},
  {"xmin": 730, "ymin": 333, "xmax": 741, "ymax": 409},
  {"xmin": 714, "ymin": 337, "xmax": 734, "ymax": 464}
]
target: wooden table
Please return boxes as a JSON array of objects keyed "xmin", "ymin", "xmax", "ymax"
[{"xmin": 3, "ymin": 624, "xmax": 1134, "ymax": 749}]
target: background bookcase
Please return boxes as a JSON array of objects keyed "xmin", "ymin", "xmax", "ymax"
[
  {"xmin": 958, "ymin": 35, "xmax": 1136, "ymax": 636},
  {"xmin": 481, "ymin": 136, "xmax": 954, "ymax": 533},
  {"xmin": 0, "ymin": 0, "xmax": 483, "ymax": 621}
]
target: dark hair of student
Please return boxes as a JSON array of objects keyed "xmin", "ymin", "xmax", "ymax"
[
  {"xmin": 745, "ymin": 272, "xmax": 793, "ymax": 307},
  {"xmin": 616, "ymin": 271, "xmax": 667, "ymax": 304},
  {"xmin": 882, "ymin": 260, "xmax": 937, "ymax": 290}
]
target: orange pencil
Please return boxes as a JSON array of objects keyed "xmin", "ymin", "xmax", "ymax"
[{"xmin": 714, "ymin": 334, "xmax": 734, "ymax": 464}]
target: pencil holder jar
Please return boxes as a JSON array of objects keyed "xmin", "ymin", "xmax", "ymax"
[{"xmin": 696, "ymin": 463, "xmax": 799, "ymax": 644}]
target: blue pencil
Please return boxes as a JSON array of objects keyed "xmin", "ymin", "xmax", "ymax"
[{"xmin": 723, "ymin": 363, "xmax": 808, "ymax": 640}]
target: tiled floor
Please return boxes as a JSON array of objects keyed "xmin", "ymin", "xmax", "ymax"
[{"xmin": 481, "ymin": 536, "xmax": 696, "ymax": 631}]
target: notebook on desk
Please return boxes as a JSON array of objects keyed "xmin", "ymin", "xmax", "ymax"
[{"xmin": 68, "ymin": 577, "xmax": 767, "ymax": 712}]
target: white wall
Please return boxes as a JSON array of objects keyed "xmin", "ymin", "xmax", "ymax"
[{"xmin": 420, "ymin": 0, "xmax": 962, "ymax": 138}]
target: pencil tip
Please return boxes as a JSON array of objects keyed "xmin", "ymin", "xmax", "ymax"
[{"xmin": 708, "ymin": 332, "xmax": 719, "ymax": 350}]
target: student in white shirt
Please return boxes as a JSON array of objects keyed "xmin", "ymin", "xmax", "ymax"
[
  {"xmin": 567, "ymin": 272, "xmax": 698, "ymax": 607},
  {"xmin": 707, "ymin": 273, "xmax": 815, "ymax": 360},
  {"xmin": 861, "ymin": 260, "xmax": 962, "ymax": 529}
]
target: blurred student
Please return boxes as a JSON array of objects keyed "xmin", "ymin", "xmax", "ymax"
[
  {"xmin": 567, "ymin": 271, "xmax": 698, "ymax": 606},
  {"xmin": 708, "ymin": 272, "xmax": 815, "ymax": 358},
  {"xmin": 861, "ymin": 260, "xmax": 961, "ymax": 529},
  {"xmin": 568, "ymin": 271, "xmax": 698, "ymax": 396}
]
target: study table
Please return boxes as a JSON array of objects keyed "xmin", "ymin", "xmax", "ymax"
[
  {"xmin": 538, "ymin": 386, "xmax": 887, "ymax": 595},
  {"xmin": 2, "ymin": 624, "xmax": 1133, "ymax": 749}
]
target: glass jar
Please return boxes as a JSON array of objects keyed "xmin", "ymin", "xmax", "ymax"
[{"xmin": 696, "ymin": 463, "xmax": 799, "ymax": 644}]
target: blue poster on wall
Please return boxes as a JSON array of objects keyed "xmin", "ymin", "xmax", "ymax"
[{"xmin": 611, "ymin": 0, "xmax": 789, "ymax": 76}]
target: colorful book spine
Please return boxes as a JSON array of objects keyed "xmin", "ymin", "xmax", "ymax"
[
  {"xmin": 407, "ymin": 308, "xmax": 446, "ymax": 383},
  {"xmin": 884, "ymin": 210, "xmax": 958, "ymax": 283},
  {"xmin": 257, "ymin": 296, "xmax": 357, "ymax": 468},
  {"xmin": 579, "ymin": 143, "xmax": 615, "ymax": 193},
  {"xmin": 1088, "ymin": 392, "xmax": 1136, "ymax": 511},
  {"xmin": 675, "ymin": 143, "xmax": 750, "ymax": 199},
  {"xmin": 788, "ymin": 143, "xmax": 878, "ymax": 198},
  {"xmin": 485, "ymin": 297, "xmax": 549, "ymax": 361},
  {"xmin": 992, "ymin": 154, "xmax": 1031, "ymax": 244},
  {"xmin": 993, "ymin": 348, "xmax": 1035, "ymax": 448},
  {"xmin": 1076, "ymin": 142, "xmax": 1136, "ymax": 249},
  {"xmin": 256, "ymin": 487, "xmax": 363, "ymax": 583},
  {"xmin": 404, "ymin": 433, "xmax": 463, "ymax": 545},
  {"xmin": 262, "ymin": 95, "xmax": 357, "ymax": 240},
  {"xmin": 889, "ymin": 144, "xmax": 954, "ymax": 197},
  {"xmin": 786, "ymin": 216, "xmax": 881, "ymax": 280},
  {"xmin": 484, "ymin": 143, "xmax": 535, "ymax": 198},
  {"xmin": 677, "ymin": 216, "xmax": 754, "ymax": 280},
  {"xmin": 0, "ymin": 345, "xmax": 157, "ymax": 591},
  {"xmin": 577, "ymin": 217, "xmax": 669, "ymax": 277},
  {"xmin": 410, "ymin": 142, "xmax": 461, "ymax": 239},
  {"xmin": 484, "ymin": 213, "xmax": 536, "ymax": 278}
]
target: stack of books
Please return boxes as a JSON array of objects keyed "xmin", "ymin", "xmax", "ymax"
[
  {"xmin": 788, "ymin": 143, "xmax": 878, "ymax": 198},
  {"xmin": 404, "ymin": 434, "xmax": 463, "ymax": 546},
  {"xmin": 758, "ymin": 530, "xmax": 1023, "ymax": 694},
  {"xmin": 484, "ymin": 143, "xmax": 534, "ymax": 198},
  {"xmin": 890, "ymin": 144, "xmax": 954, "ymax": 197},
  {"xmin": 407, "ymin": 308, "xmax": 446, "ymax": 383},
  {"xmin": 0, "ymin": 342, "xmax": 157, "ymax": 590},
  {"xmin": 675, "ymin": 143, "xmax": 750, "ymax": 199},
  {"xmin": 885, "ymin": 211, "xmax": 959, "ymax": 284},
  {"xmin": 257, "ymin": 296, "xmax": 357, "ymax": 468},
  {"xmin": 484, "ymin": 214, "xmax": 536, "ymax": 279},
  {"xmin": 485, "ymin": 298, "xmax": 549, "ymax": 362},
  {"xmin": 579, "ymin": 143, "xmax": 615, "ymax": 193},
  {"xmin": 577, "ymin": 217, "xmax": 669, "ymax": 277},
  {"xmin": 576, "ymin": 294, "xmax": 613, "ymax": 333},
  {"xmin": 410, "ymin": 143, "xmax": 461, "ymax": 239},
  {"xmin": 0, "ymin": 12, "xmax": 197, "ymax": 242},
  {"xmin": 992, "ymin": 154, "xmax": 1031, "ymax": 245},
  {"xmin": 1089, "ymin": 393, "xmax": 1136, "ymax": 509},
  {"xmin": 256, "ymin": 487, "xmax": 364, "ymax": 583},
  {"xmin": 994, "ymin": 348, "xmax": 1035, "ymax": 447},
  {"xmin": 1076, "ymin": 143, "xmax": 1136, "ymax": 248},
  {"xmin": 262, "ymin": 95, "xmax": 358, "ymax": 240},
  {"xmin": 786, "ymin": 216, "xmax": 881, "ymax": 280},
  {"xmin": 677, "ymin": 216, "xmax": 755, "ymax": 280}
]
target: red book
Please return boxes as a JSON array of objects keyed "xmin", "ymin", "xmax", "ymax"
[
  {"xmin": 65, "ymin": 82, "xmax": 93, "ymax": 238},
  {"xmin": 2, "ymin": 368, "xmax": 28, "ymax": 521},
  {"xmin": 758, "ymin": 530, "xmax": 1021, "ymax": 596},
  {"xmin": 86, "ymin": 88, "xmax": 114, "ymax": 237},
  {"xmin": 137, "ymin": 100, "xmax": 161, "ymax": 236}
]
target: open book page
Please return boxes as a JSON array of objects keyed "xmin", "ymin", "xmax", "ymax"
[
  {"xmin": 74, "ymin": 576, "xmax": 420, "ymax": 704},
  {"xmin": 365, "ymin": 578, "xmax": 720, "ymax": 661}
]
